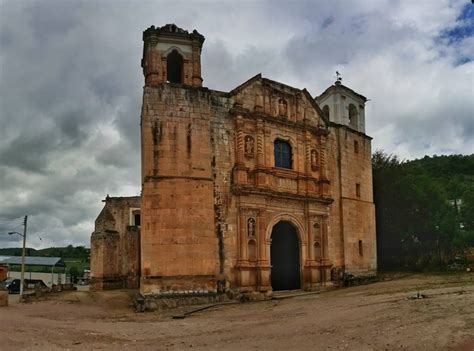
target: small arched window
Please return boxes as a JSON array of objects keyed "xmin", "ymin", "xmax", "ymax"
[
  {"xmin": 167, "ymin": 50, "xmax": 183, "ymax": 84},
  {"xmin": 274, "ymin": 139, "xmax": 292, "ymax": 169},
  {"xmin": 322, "ymin": 105, "xmax": 330, "ymax": 120}
]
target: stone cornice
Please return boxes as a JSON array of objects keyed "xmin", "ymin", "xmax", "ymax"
[
  {"xmin": 330, "ymin": 122, "xmax": 373, "ymax": 140},
  {"xmin": 229, "ymin": 106, "xmax": 329, "ymax": 136},
  {"xmin": 144, "ymin": 175, "xmax": 213, "ymax": 182},
  {"xmin": 232, "ymin": 184, "xmax": 334, "ymax": 204},
  {"xmin": 143, "ymin": 24, "xmax": 205, "ymax": 46}
]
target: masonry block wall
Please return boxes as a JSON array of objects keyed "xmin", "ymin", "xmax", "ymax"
[
  {"xmin": 331, "ymin": 125, "xmax": 377, "ymax": 274},
  {"xmin": 140, "ymin": 86, "xmax": 226, "ymax": 294}
]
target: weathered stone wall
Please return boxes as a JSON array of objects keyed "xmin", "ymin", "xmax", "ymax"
[
  {"xmin": 333, "ymin": 126, "xmax": 377, "ymax": 273},
  {"xmin": 0, "ymin": 264, "xmax": 7, "ymax": 281},
  {"xmin": 140, "ymin": 85, "xmax": 231, "ymax": 294},
  {"xmin": 90, "ymin": 196, "xmax": 140, "ymax": 290}
]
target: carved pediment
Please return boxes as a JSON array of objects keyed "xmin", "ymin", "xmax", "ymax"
[{"xmin": 230, "ymin": 74, "xmax": 328, "ymax": 128}]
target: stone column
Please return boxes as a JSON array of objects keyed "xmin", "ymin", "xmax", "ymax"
[
  {"xmin": 255, "ymin": 94, "xmax": 263, "ymax": 112},
  {"xmin": 308, "ymin": 218, "xmax": 316, "ymax": 262},
  {"xmin": 320, "ymin": 216, "xmax": 332, "ymax": 283},
  {"xmin": 236, "ymin": 116, "xmax": 245, "ymax": 165},
  {"xmin": 256, "ymin": 119, "xmax": 265, "ymax": 168},
  {"xmin": 321, "ymin": 216, "xmax": 329, "ymax": 260},
  {"xmin": 238, "ymin": 212, "xmax": 248, "ymax": 262},
  {"xmin": 257, "ymin": 212, "xmax": 267, "ymax": 262},
  {"xmin": 320, "ymin": 135, "xmax": 327, "ymax": 179},
  {"xmin": 144, "ymin": 36, "xmax": 160, "ymax": 86},
  {"xmin": 296, "ymin": 95, "xmax": 302, "ymax": 121},
  {"xmin": 305, "ymin": 131, "xmax": 312, "ymax": 175},
  {"xmin": 257, "ymin": 211, "xmax": 271, "ymax": 291},
  {"xmin": 191, "ymin": 40, "xmax": 203, "ymax": 87}
]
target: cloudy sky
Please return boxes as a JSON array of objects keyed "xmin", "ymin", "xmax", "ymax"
[{"xmin": 0, "ymin": 0, "xmax": 473, "ymax": 249}]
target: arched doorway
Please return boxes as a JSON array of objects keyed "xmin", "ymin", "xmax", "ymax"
[{"xmin": 270, "ymin": 221, "xmax": 301, "ymax": 290}]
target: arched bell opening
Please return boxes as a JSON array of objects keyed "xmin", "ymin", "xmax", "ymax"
[
  {"xmin": 167, "ymin": 50, "xmax": 184, "ymax": 83},
  {"xmin": 348, "ymin": 103, "xmax": 359, "ymax": 129}
]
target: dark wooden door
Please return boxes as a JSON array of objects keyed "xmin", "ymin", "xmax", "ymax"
[{"xmin": 270, "ymin": 221, "xmax": 301, "ymax": 291}]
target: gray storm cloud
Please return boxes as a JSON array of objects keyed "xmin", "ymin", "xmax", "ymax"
[{"xmin": 0, "ymin": 0, "xmax": 472, "ymax": 248}]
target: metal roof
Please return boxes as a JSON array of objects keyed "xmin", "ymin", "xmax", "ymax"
[{"xmin": 0, "ymin": 255, "xmax": 66, "ymax": 267}]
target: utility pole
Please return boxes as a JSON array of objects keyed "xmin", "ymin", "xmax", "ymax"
[
  {"xmin": 20, "ymin": 215, "xmax": 27, "ymax": 300},
  {"xmin": 7, "ymin": 216, "xmax": 28, "ymax": 301}
]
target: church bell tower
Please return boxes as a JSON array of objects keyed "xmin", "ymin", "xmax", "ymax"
[
  {"xmin": 140, "ymin": 25, "xmax": 219, "ymax": 296},
  {"xmin": 141, "ymin": 24, "xmax": 205, "ymax": 87}
]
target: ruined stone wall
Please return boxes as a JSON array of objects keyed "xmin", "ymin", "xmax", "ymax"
[
  {"xmin": 209, "ymin": 94, "xmax": 238, "ymax": 282},
  {"xmin": 0, "ymin": 264, "xmax": 7, "ymax": 281},
  {"xmin": 90, "ymin": 196, "xmax": 140, "ymax": 290}
]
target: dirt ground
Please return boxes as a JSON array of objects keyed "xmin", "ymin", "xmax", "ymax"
[{"xmin": 0, "ymin": 273, "xmax": 473, "ymax": 351}]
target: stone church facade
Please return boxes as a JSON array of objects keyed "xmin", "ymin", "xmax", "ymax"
[{"xmin": 91, "ymin": 24, "xmax": 376, "ymax": 296}]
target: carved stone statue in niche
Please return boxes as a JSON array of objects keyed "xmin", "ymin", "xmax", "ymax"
[
  {"xmin": 278, "ymin": 98, "xmax": 288, "ymax": 117},
  {"xmin": 244, "ymin": 135, "xmax": 254, "ymax": 157},
  {"xmin": 311, "ymin": 149, "xmax": 319, "ymax": 171},
  {"xmin": 247, "ymin": 218, "xmax": 256, "ymax": 236}
]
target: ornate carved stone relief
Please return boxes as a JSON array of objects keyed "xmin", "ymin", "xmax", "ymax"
[
  {"xmin": 244, "ymin": 135, "xmax": 254, "ymax": 158},
  {"xmin": 247, "ymin": 217, "xmax": 256, "ymax": 237},
  {"xmin": 311, "ymin": 149, "xmax": 319, "ymax": 171},
  {"xmin": 278, "ymin": 98, "xmax": 288, "ymax": 117}
]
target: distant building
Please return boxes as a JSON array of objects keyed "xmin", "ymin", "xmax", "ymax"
[
  {"xmin": 0, "ymin": 256, "xmax": 66, "ymax": 287},
  {"xmin": 91, "ymin": 24, "xmax": 377, "ymax": 296}
]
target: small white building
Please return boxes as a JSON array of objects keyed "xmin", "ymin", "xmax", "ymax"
[{"xmin": 0, "ymin": 256, "xmax": 66, "ymax": 287}]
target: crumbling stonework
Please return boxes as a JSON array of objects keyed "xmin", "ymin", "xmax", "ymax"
[
  {"xmin": 90, "ymin": 196, "xmax": 140, "ymax": 290},
  {"xmin": 0, "ymin": 264, "xmax": 7, "ymax": 281},
  {"xmin": 91, "ymin": 24, "xmax": 377, "ymax": 298}
]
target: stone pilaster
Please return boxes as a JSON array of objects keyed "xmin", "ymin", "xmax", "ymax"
[
  {"xmin": 256, "ymin": 119, "xmax": 265, "ymax": 168},
  {"xmin": 236, "ymin": 116, "xmax": 245, "ymax": 165}
]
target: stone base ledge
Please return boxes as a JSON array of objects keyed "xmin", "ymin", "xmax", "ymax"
[
  {"xmin": 90, "ymin": 277, "xmax": 127, "ymax": 291},
  {"xmin": 134, "ymin": 288, "xmax": 276, "ymax": 312},
  {"xmin": 135, "ymin": 292, "xmax": 229, "ymax": 312}
]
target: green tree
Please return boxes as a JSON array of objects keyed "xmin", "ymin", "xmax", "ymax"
[
  {"xmin": 372, "ymin": 151, "xmax": 473, "ymax": 270},
  {"xmin": 68, "ymin": 266, "xmax": 80, "ymax": 284}
]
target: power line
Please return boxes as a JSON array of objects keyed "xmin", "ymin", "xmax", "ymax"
[
  {"xmin": 0, "ymin": 215, "xmax": 24, "ymax": 221},
  {"xmin": 0, "ymin": 216, "xmax": 26, "ymax": 234},
  {"xmin": 0, "ymin": 216, "xmax": 25, "ymax": 226}
]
